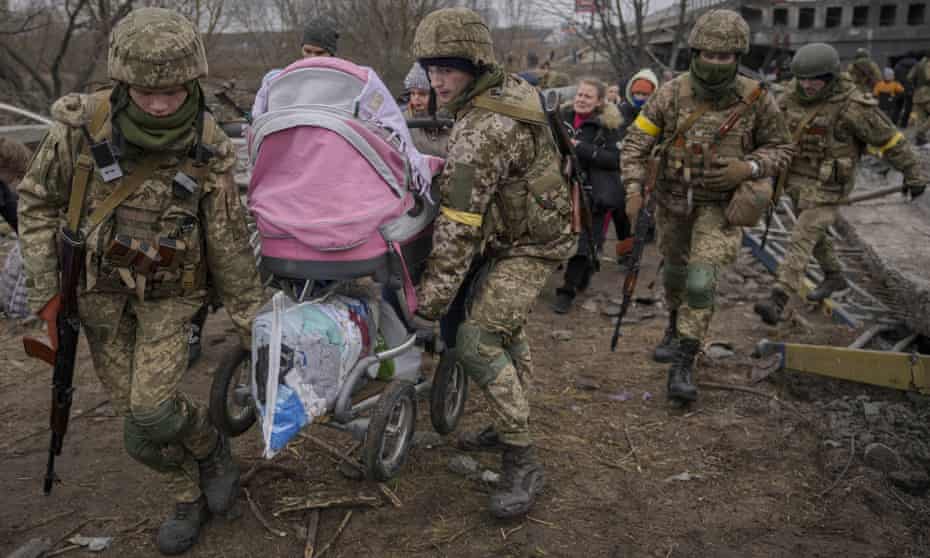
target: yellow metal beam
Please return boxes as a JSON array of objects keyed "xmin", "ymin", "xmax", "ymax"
[{"xmin": 782, "ymin": 343, "xmax": 930, "ymax": 394}]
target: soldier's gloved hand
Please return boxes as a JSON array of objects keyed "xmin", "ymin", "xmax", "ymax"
[
  {"xmin": 409, "ymin": 312, "xmax": 439, "ymax": 346},
  {"xmin": 625, "ymin": 189, "xmax": 643, "ymax": 228},
  {"xmin": 704, "ymin": 159, "xmax": 754, "ymax": 191},
  {"xmin": 903, "ymin": 183, "xmax": 926, "ymax": 200}
]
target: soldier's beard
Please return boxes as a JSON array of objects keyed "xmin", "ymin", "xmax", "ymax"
[{"xmin": 797, "ymin": 77, "xmax": 836, "ymax": 104}]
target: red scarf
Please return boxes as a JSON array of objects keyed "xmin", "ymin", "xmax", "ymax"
[{"xmin": 573, "ymin": 111, "xmax": 592, "ymax": 131}]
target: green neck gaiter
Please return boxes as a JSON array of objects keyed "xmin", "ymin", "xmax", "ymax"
[
  {"xmin": 113, "ymin": 82, "xmax": 201, "ymax": 156},
  {"xmin": 444, "ymin": 65, "xmax": 506, "ymax": 117},
  {"xmin": 690, "ymin": 57, "xmax": 739, "ymax": 101}
]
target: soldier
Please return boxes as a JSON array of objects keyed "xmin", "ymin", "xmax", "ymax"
[
  {"xmin": 848, "ymin": 48, "xmax": 882, "ymax": 95},
  {"xmin": 18, "ymin": 8, "xmax": 265, "ymax": 555},
  {"xmin": 411, "ymin": 7, "xmax": 575, "ymax": 518},
  {"xmin": 621, "ymin": 9, "xmax": 792, "ymax": 403},
  {"xmin": 908, "ymin": 55, "xmax": 930, "ymax": 144},
  {"xmin": 402, "ymin": 62, "xmax": 451, "ymax": 157},
  {"xmin": 754, "ymin": 43, "xmax": 926, "ymax": 325}
]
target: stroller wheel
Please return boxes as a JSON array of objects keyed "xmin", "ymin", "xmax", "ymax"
[
  {"xmin": 209, "ymin": 348, "xmax": 257, "ymax": 437},
  {"xmin": 429, "ymin": 349, "xmax": 468, "ymax": 435},
  {"xmin": 363, "ymin": 380, "xmax": 417, "ymax": 481}
]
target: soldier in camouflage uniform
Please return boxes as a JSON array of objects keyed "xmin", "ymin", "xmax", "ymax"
[
  {"xmin": 848, "ymin": 49, "xmax": 882, "ymax": 95},
  {"xmin": 754, "ymin": 43, "xmax": 926, "ymax": 325},
  {"xmin": 411, "ymin": 7, "xmax": 574, "ymax": 518},
  {"xmin": 17, "ymin": 8, "xmax": 265, "ymax": 555},
  {"xmin": 621, "ymin": 9, "xmax": 793, "ymax": 404},
  {"xmin": 907, "ymin": 56, "xmax": 930, "ymax": 144}
]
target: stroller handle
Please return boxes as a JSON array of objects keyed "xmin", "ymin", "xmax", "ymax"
[{"xmin": 333, "ymin": 333, "xmax": 417, "ymax": 422}]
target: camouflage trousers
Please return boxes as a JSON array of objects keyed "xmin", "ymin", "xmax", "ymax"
[
  {"xmin": 658, "ymin": 203, "xmax": 742, "ymax": 342},
  {"xmin": 914, "ymin": 101, "xmax": 930, "ymax": 138},
  {"xmin": 776, "ymin": 204, "xmax": 841, "ymax": 295},
  {"xmin": 79, "ymin": 293, "xmax": 218, "ymax": 502},
  {"xmin": 462, "ymin": 256, "xmax": 557, "ymax": 447}
]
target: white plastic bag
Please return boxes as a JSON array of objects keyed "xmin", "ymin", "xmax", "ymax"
[
  {"xmin": 252, "ymin": 291, "xmax": 373, "ymax": 457},
  {"xmin": 0, "ymin": 241, "xmax": 28, "ymax": 318}
]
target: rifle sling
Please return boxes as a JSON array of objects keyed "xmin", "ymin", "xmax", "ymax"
[{"xmin": 66, "ymin": 97, "xmax": 110, "ymax": 232}]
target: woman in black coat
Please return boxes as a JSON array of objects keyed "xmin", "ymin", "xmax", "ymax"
[{"xmin": 552, "ymin": 77, "xmax": 623, "ymax": 314}]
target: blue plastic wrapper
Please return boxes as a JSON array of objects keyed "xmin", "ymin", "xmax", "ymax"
[{"xmin": 267, "ymin": 384, "xmax": 308, "ymax": 452}]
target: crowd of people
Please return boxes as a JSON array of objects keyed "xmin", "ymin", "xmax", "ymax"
[{"xmin": 2, "ymin": 5, "xmax": 929, "ymax": 555}]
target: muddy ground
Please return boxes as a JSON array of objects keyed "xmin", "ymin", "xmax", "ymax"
[{"xmin": 2, "ymin": 240, "xmax": 929, "ymax": 558}]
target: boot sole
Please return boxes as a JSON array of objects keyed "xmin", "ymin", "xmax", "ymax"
[{"xmin": 668, "ymin": 389, "xmax": 698, "ymax": 403}]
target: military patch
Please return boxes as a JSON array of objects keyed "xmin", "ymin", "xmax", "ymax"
[{"xmin": 447, "ymin": 163, "xmax": 476, "ymax": 211}]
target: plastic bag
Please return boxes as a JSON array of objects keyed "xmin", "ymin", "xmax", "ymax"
[
  {"xmin": 252, "ymin": 291, "xmax": 373, "ymax": 457},
  {"xmin": 0, "ymin": 241, "xmax": 28, "ymax": 318}
]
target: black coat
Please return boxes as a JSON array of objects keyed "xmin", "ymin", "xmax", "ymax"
[{"xmin": 559, "ymin": 102, "xmax": 623, "ymax": 209}]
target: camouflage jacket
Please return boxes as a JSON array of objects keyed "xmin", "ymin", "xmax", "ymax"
[
  {"xmin": 17, "ymin": 91, "xmax": 264, "ymax": 338},
  {"xmin": 779, "ymin": 75, "xmax": 925, "ymax": 204},
  {"xmin": 621, "ymin": 73, "xmax": 793, "ymax": 206},
  {"xmin": 908, "ymin": 58, "xmax": 930, "ymax": 104},
  {"xmin": 416, "ymin": 75, "xmax": 575, "ymax": 320}
]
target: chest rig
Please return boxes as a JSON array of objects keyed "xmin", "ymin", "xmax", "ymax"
[
  {"xmin": 67, "ymin": 90, "xmax": 219, "ymax": 301},
  {"xmin": 782, "ymin": 87, "xmax": 857, "ymax": 194},
  {"xmin": 470, "ymin": 79, "xmax": 572, "ymax": 249},
  {"xmin": 660, "ymin": 75, "xmax": 764, "ymax": 205}
]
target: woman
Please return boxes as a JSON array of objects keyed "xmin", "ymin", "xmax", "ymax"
[
  {"xmin": 552, "ymin": 77, "xmax": 623, "ymax": 314},
  {"xmin": 403, "ymin": 62, "xmax": 450, "ymax": 157}
]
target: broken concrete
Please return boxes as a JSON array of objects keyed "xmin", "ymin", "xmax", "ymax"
[{"xmin": 839, "ymin": 156, "xmax": 930, "ymax": 337}]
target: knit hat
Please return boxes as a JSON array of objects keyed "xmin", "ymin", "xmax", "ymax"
[
  {"xmin": 302, "ymin": 18, "xmax": 339, "ymax": 55},
  {"xmin": 630, "ymin": 78, "xmax": 656, "ymax": 95},
  {"xmin": 404, "ymin": 62, "xmax": 430, "ymax": 91},
  {"xmin": 883, "ymin": 67, "xmax": 895, "ymax": 81}
]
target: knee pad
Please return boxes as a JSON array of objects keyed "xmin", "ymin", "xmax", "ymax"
[
  {"xmin": 663, "ymin": 264, "xmax": 688, "ymax": 294},
  {"xmin": 124, "ymin": 416, "xmax": 186, "ymax": 472},
  {"xmin": 130, "ymin": 397, "xmax": 192, "ymax": 445},
  {"xmin": 456, "ymin": 322, "xmax": 512, "ymax": 387},
  {"xmin": 686, "ymin": 262, "xmax": 717, "ymax": 309}
]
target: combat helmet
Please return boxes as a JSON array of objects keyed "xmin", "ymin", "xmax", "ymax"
[
  {"xmin": 688, "ymin": 9, "xmax": 750, "ymax": 54},
  {"xmin": 790, "ymin": 43, "xmax": 841, "ymax": 79},
  {"xmin": 413, "ymin": 8, "xmax": 496, "ymax": 68},
  {"xmin": 791, "ymin": 43, "xmax": 842, "ymax": 103},
  {"xmin": 108, "ymin": 8, "xmax": 207, "ymax": 88}
]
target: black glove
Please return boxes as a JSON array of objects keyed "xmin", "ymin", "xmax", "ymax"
[
  {"xmin": 409, "ymin": 312, "xmax": 438, "ymax": 344},
  {"xmin": 904, "ymin": 183, "xmax": 926, "ymax": 200}
]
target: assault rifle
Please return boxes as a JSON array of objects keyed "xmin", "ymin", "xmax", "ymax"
[
  {"xmin": 23, "ymin": 227, "xmax": 85, "ymax": 494},
  {"xmin": 540, "ymin": 90, "xmax": 599, "ymax": 272},
  {"xmin": 406, "ymin": 117, "xmax": 454, "ymax": 130},
  {"xmin": 610, "ymin": 151, "xmax": 659, "ymax": 351}
]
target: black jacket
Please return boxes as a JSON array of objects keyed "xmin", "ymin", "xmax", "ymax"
[{"xmin": 559, "ymin": 102, "xmax": 623, "ymax": 209}]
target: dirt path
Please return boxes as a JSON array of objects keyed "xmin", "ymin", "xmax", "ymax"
[{"xmin": 2, "ymin": 243, "xmax": 927, "ymax": 558}]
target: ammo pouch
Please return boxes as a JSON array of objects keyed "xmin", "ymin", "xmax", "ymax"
[{"xmin": 725, "ymin": 178, "xmax": 773, "ymax": 227}]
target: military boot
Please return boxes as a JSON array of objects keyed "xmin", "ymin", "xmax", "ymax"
[
  {"xmin": 667, "ymin": 337, "xmax": 700, "ymax": 403},
  {"xmin": 754, "ymin": 288, "xmax": 789, "ymax": 325},
  {"xmin": 489, "ymin": 444, "xmax": 544, "ymax": 519},
  {"xmin": 156, "ymin": 496, "xmax": 210, "ymax": 556},
  {"xmin": 653, "ymin": 309, "xmax": 679, "ymax": 363},
  {"xmin": 198, "ymin": 434, "xmax": 240, "ymax": 515},
  {"xmin": 551, "ymin": 289, "xmax": 574, "ymax": 314},
  {"xmin": 806, "ymin": 273, "xmax": 848, "ymax": 302},
  {"xmin": 457, "ymin": 425, "xmax": 508, "ymax": 452}
]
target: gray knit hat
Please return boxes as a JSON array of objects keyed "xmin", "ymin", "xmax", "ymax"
[
  {"xmin": 302, "ymin": 18, "xmax": 339, "ymax": 55},
  {"xmin": 404, "ymin": 62, "xmax": 430, "ymax": 91}
]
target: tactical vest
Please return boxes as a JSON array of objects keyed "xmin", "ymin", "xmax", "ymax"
[
  {"xmin": 470, "ymin": 76, "xmax": 573, "ymax": 249},
  {"xmin": 660, "ymin": 75, "xmax": 763, "ymax": 204},
  {"xmin": 68, "ymin": 90, "xmax": 222, "ymax": 300},
  {"xmin": 780, "ymin": 81, "xmax": 859, "ymax": 194}
]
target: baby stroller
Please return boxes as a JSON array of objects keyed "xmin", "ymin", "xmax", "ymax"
[{"xmin": 208, "ymin": 57, "xmax": 467, "ymax": 480}]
